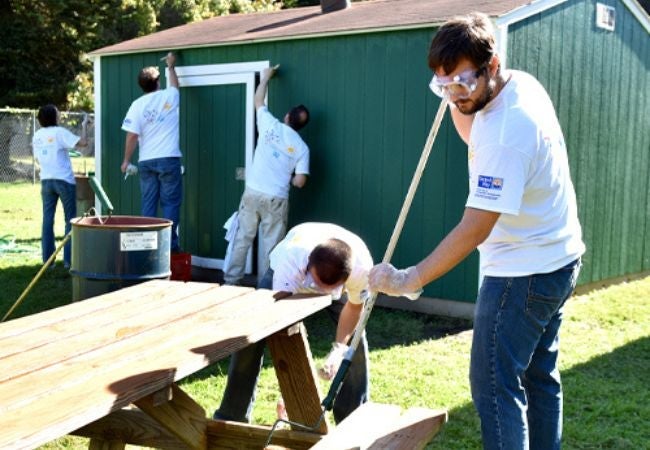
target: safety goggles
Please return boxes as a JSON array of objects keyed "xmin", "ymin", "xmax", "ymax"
[{"xmin": 429, "ymin": 66, "xmax": 486, "ymax": 99}]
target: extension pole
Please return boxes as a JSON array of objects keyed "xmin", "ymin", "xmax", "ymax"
[
  {"xmin": 1, "ymin": 232, "xmax": 71, "ymax": 322},
  {"xmin": 265, "ymin": 99, "xmax": 450, "ymax": 447},
  {"xmin": 321, "ymin": 98, "xmax": 449, "ymax": 410}
]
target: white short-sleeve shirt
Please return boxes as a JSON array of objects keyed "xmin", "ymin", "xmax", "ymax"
[
  {"xmin": 121, "ymin": 87, "xmax": 181, "ymax": 162},
  {"xmin": 467, "ymin": 70, "xmax": 585, "ymax": 276},
  {"xmin": 269, "ymin": 223, "xmax": 373, "ymax": 305},
  {"xmin": 246, "ymin": 106, "xmax": 309, "ymax": 199},
  {"xmin": 32, "ymin": 126, "xmax": 79, "ymax": 184}
]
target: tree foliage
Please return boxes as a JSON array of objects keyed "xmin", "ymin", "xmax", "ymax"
[{"xmin": 0, "ymin": 0, "xmax": 284, "ymax": 111}]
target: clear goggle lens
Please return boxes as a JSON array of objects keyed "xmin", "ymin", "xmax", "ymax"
[{"xmin": 429, "ymin": 68, "xmax": 482, "ymax": 99}]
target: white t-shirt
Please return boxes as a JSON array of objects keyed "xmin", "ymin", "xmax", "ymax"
[
  {"xmin": 467, "ymin": 70, "xmax": 585, "ymax": 276},
  {"xmin": 246, "ymin": 106, "xmax": 309, "ymax": 199},
  {"xmin": 32, "ymin": 126, "xmax": 79, "ymax": 184},
  {"xmin": 269, "ymin": 222, "xmax": 373, "ymax": 305},
  {"xmin": 121, "ymin": 87, "xmax": 181, "ymax": 162}
]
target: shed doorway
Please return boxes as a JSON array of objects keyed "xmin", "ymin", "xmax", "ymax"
[{"xmin": 172, "ymin": 61, "xmax": 269, "ymax": 272}]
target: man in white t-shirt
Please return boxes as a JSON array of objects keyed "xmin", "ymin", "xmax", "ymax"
[
  {"xmin": 121, "ymin": 52, "xmax": 183, "ymax": 251},
  {"xmin": 223, "ymin": 65, "xmax": 310, "ymax": 285},
  {"xmin": 369, "ymin": 13, "xmax": 585, "ymax": 450},
  {"xmin": 32, "ymin": 104, "xmax": 88, "ymax": 269},
  {"xmin": 215, "ymin": 222, "xmax": 372, "ymax": 424}
]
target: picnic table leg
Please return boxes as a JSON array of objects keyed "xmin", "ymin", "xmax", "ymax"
[
  {"xmin": 266, "ymin": 322, "xmax": 329, "ymax": 435},
  {"xmin": 134, "ymin": 383, "xmax": 207, "ymax": 450}
]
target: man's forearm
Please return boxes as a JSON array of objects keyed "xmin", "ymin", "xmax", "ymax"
[
  {"xmin": 168, "ymin": 65, "xmax": 179, "ymax": 88},
  {"xmin": 121, "ymin": 133, "xmax": 138, "ymax": 172},
  {"xmin": 254, "ymin": 78, "xmax": 270, "ymax": 109},
  {"xmin": 335, "ymin": 302, "xmax": 363, "ymax": 344}
]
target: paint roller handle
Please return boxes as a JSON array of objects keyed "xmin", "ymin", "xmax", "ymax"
[
  {"xmin": 321, "ymin": 358, "xmax": 352, "ymax": 411},
  {"xmin": 89, "ymin": 175, "xmax": 114, "ymax": 214}
]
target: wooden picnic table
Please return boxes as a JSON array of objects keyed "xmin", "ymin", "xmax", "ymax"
[{"xmin": 0, "ymin": 280, "xmax": 334, "ymax": 449}]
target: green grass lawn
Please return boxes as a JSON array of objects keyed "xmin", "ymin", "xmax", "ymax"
[{"xmin": 1, "ymin": 181, "xmax": 649, "ymax": 449}]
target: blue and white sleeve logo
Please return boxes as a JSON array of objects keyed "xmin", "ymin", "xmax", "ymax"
[
  {"xmin": 475, "ymin": 175, "xmax": 504, "ymax": 201},
  {"xmin": 478, "ymin": 175, "xmax": 503, "ymax": 190}
]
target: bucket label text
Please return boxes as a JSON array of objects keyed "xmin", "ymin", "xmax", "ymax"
[{"xmin": 120, "ymin": 232, "xmax": 158, "ymax": 251}]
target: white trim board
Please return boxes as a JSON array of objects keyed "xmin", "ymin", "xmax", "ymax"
[
  {"xmin": 93, "ymin": 56, "xmax": 103, "ymax": 214},
  {"xmin": 623, "ymin": 0, "xmax": 650, "ymax": 33},
  {"xmin": 165, "ymin": 61, "xmax": 270, "ymax": 271}
]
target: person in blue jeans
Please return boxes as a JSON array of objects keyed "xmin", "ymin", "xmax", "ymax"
[
  {"xmin": 121, "ymin": 52, "xmax": 183, "ymax": 251},
  {"xmin": 32, "ymin": 105, "xmax": 88, "ymax": 269},
  {"xmin": 368, "ymin": 13, "xmax": 585, "ymax": 450},
  {"xmin": 215, "ymin": 222, "xmax": 373, "ymax": 424}
]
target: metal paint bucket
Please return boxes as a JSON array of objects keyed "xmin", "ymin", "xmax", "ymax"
[
  {"xmin": 320, "ymin": 0, "xmax": 350, "ymax": 13},
  {"xmin": 71, "ymin": 216, "xmax": 172, "ymax": 301}
]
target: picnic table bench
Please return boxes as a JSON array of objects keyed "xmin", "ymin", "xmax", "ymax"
[{"xmin": 0, "ymin": 279, "xmax": 446, "ymax": 449}]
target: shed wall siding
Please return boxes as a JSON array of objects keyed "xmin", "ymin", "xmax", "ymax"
[
  {"xmin": 507, "ymin": 0, "xmax": 650, "ymax": 284},
  {"xmin": 100, "ymin": 28, "xmax": 479, "ymax": 302}
]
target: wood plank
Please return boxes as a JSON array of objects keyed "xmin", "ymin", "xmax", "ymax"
[
  {"xmin": 0, "ymin": 286, "xmax": 253, "ymax": 382},
  {"xmin": 207, "ymin": 419, "xmax": 321, "ymax": 450},
  {"xmin": 310, "ymin": 403, "xmax": 446, "ymax": 450},
  {"xmin": 0, "ymin": 280, "xmax": 193, "ymax": 339},
  {"xmin": 310, "ymin": 403, "xmax": 401, "ymax": 450},
  {"xmin": 0, "ymin": 290, "xmax": 331, "ymax": 449},
  {"xmin": 267, "ymin": 323, "xmax": 328, "ymax": 435},
  {"xmin": 74, "ymin": 408, "xmax": 186, "ymax": 449},
  {"xmin": 134, "ymin": 383, "xmax": 207, "ymax": 450},
  {"xmin": 366, "ymin": 407, "xmax": 447, "ymax": 450}
]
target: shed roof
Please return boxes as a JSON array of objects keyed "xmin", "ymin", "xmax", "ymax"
[{"xmin": 91, "ymin": 0, "xmax": 533, "ymax": 56}]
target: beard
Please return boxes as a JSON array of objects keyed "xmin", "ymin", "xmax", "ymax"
[{"xmin": 454, "ymin": 80, "xmax": 495, "ymax": 115}]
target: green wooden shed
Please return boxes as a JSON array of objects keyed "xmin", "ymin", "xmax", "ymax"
[{"xmin": 90, "ymin": 0, "xmax": 650, "ymax": 317}]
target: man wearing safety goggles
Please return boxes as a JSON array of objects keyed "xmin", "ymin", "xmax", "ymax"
[{"xmin": 369, "ymin": 12, "xmax": 585, "ymax": 450}]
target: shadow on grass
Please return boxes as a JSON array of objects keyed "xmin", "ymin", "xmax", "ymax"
[
  {"xmin": 0, "ymin": 262, "xmax": 73, "ymax": 321},
  {"xmin": 303, "ymin": 306, "xmax": 473, "ymax": 357},
  {"xmin": 14, "ymin": 236, "xmax": 42, "ymax": 246},
  {"xmin": 425, "ymin": 336, "xmax": 650, "ymax": 449}
]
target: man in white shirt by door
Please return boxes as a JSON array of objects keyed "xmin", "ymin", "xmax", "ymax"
[{"xmin": 223, "ymin": 65, "xmax": 310, "ymax": 286}]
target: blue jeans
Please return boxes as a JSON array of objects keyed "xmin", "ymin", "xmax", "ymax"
[
  {"xmin": 41, "ymin": 179, "xmax": 76, "ymax": 267},
  {"xmin": 139, "ymin": 157, "xmax": 182, "ymax": 251},
  {"xmin": 470, "ymin": 259, "xmax": 581, "ymax": 450},
  {"xmin": 214, "ymin": 269, "xmax": 370, "ymax": 424}
]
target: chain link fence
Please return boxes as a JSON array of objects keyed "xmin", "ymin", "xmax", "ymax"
[{"xmin": 0, "ymin": 109, "xmax": 95, "ymax": 183}]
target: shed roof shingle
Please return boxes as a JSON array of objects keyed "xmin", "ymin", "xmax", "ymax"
[{"xmin": 91, "ymin": 0, "xmax": 532, "ymax": 56}]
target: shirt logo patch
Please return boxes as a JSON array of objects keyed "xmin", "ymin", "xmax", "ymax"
[
  {"xmin": 287, "ymin": 146, "xmax": 295, "ymax": 154},
  {"xmin": 478, "ymin": 175, "xmax": 503, "ymax": 190}
]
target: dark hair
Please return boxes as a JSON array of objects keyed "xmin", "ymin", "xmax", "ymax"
[
  {"xmin": 428, "ymin": 12, "xmax": 496, "ymax": 74},
  {"xmin": 37, "ymin": 104, "xmax": 58, "ymax": 127},
  {"xmin": 138, "ymin": 66, "xmax": 160, "ymax": 93},
  {"xmin": 308, "ymin": 238, "xmax": 352, "ymax": 286},
  {"xmin": 287, "ymin": 104, "xmax": 310, "ymax": 131}
]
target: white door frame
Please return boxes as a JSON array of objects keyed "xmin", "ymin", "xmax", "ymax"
[{"xmin": 168, "ymin": 61, "xmax": 270, "ymax": 270}]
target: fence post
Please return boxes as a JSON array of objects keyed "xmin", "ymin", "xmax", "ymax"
[{"xmin": 31, "ymin": 110, "xmax": 36, "ymax": 184}]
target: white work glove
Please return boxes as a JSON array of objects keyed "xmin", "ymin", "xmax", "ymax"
[
  {"xmin": 124, "ymin": 163, "xmax": 138, "ymax": 180},
  {"xmin": 318, "ymin": 342, "xmax": 348, "ymax": 381},
  {"xmin": 368, "ymin": 263, "xmax": 423, "ymax": 300}
]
